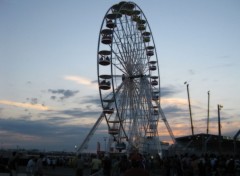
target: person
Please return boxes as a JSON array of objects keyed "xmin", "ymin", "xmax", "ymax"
[
  {"xmin": 124, "ymin": 160, "xmax": 149, "ymax": 176},
  {"xmin": 111, "ymin": 157, "xmax": 120, "ymax": 176},
  {"xmin": 103, "ymin": 156, "xmax": 111, "ymax": 176},
  {"xmin": 35, "ymin": 154, "xmax": 44, "ymax": 176},
  {"xmin": 119, "ymin": 155, "xmax": 130, "ymax": 175},
  {"xmin": 51, "ymin": 157, "xmax": 56, "ymax": 170},
  {"xmin": 91, "ymin": 154, "xmax": 102, "ymax": 174},
  {"xmin": 8, "ymin": 151, "xmax": 19, "ymax": 176},
  {"xmin": 26, "ymin": 156, "xmax": 36, "ymax": 176},
  {"xmin": 76, "ymin": 154, "xmax": 84, "ymax": 176}
]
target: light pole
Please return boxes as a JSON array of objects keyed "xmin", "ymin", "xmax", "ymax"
[
  {"xmin": 217, "ymin": 104, "xmax": 223, "ymax": 154},
  {"xmin": 207, "ymin": 91, "xmax": 210, "ymax": 135},
  {"xmin": 184, "ymin": 82, "xmax": 194, "ymax": 136}
]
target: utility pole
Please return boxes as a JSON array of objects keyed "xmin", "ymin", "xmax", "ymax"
[
  {"xmin": 234, "ymin": 130, "xmax": 240, "ymax": 155},
  {"xmin": 207, "ymin": 91, "xmax": 210, "ymax": 134},
  {"xmin": 184, "ymin": 82, "xmax": 194, "ymax": 136},
  {"xmin": 217, "ymin": 104, "xmax": 223, "ymax": 154}
]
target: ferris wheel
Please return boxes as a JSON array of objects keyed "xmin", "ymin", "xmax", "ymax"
[
  {"xmin": 98, "ymin": 1, "xmax": 162, "ymax": 153},
  {"xmin": 77, "ymin": 1, "xmax": 175, "ymax": 155}
]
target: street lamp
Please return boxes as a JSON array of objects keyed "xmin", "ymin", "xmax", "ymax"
[
  {"xmin": 207, "ymin": 91, "xmax": 210, "ymax": 135},
  {"xmin": 184, "ymin": 81, "xmax": 194, "ymax": 136},
  {"xmin": 217, "ymin": 104, "xmax": 223, "ymax": 154}
]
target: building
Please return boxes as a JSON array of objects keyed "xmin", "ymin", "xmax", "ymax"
[{"xmin": 174, "ymin": 133, "xmax": 240, "ymax": 155}]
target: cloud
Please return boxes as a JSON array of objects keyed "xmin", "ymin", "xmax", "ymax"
[
  {"xmin": 161, "ymin": 98, "xmax": 187, "ymax": 106},
  {"xmin": 207, "ymin": 116, "xmax": 228, "ymax": 122},
  {"xmin": 48, "ymin": 89, "xmax": 79, "ymax": 100},
  {"xmin": 80, "ymin": 95, "xmax": 101, "ymax": 105},
  {"xmin": 61, "ymin": 108, "xmax": 101, "ymax": 118},
  {"xmin": 0, "ymin": 130, "xmax": 42, "ymax": 142},
  {"xmin": 161, "ymin": 86, "xmax": 181, "ymax": 97},
  {"xmin": 0, "ymin": 117, "xmax": 104, "ymax": 151},
  {"xmin": 50, "ymin": 96, "xmax": 56, "ymax": 100},
  {"xmin": 91, "ymin": 80, "xmax": 98, "ymax": 84},
  {"xmin": 64, "ymin": 75, "xmax": 92, "ymax": 85},
  {"xmin": 64, "ymin": 75, "xmax": 98, "ymax": 89},
  {"xmin": 0, "ymin": 100, "xmax": 49, "ymax": 110},
  {"xmin": 162, "ymin": 105, "xmax": 187, "ymax": 115},
  {"xmin": 0, "ymin": 118, "xmax": 55, "ymax": 136},
  {"xmin": 26, "ymin": 98, "xmax": 38, "ymax": 105}
]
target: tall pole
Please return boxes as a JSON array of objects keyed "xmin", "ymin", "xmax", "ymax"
[
  {"xmin": 184, "ymin": 82, "xmax": 194, "ymax": 136},
  {"xmin": 217, "ymin": 104, "xmax": 223, "ymax": 154},
  {"xmin": 207, "ymin": 91, "xmax": 210, "ymax": 134}
]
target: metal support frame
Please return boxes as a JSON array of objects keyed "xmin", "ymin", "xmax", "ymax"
[
  {"xmin": 158, "ymin": 105, "xmax": 176, "ymax": 144},
  {"xmin": 77, "ymin": 112, "xmax": 105, "ymax": 154}
]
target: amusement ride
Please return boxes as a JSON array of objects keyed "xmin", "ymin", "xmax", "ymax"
[{"xmin": 77, "ymin": 1, "xmax": 175, "ymax": 156}]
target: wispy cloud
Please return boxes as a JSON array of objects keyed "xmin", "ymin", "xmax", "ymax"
[
  {"xmin": 161, "ymin": 98, "xmax": 187, "ymax": 106},
  {"xmin": 64, "ymin": 75, "xmax": 92, "ymax": 85},
  {"xmin": 26, "ymin": 98, "xmax": 38, "ymax": 105},
  {"xmin": 0, "ymin": 100, "xmax": 49, "ymax": 111},
  {"xmin": 161, "ymin": 86, "xmax": 180, "ymax": 97},
  {"xmin": 64, "ymin": 75, "xmax": 98, "ymax": 89},
  {"xmin": 0, "ymin": 130, "xmax": 42, "ymax": 142},
  {"xmin": 0, "ymin": 117, "xmax": 99, "ymax": 150},
  {"xmin": 48, "ymin": 89, "xmax": 79, "ymax": 100}
]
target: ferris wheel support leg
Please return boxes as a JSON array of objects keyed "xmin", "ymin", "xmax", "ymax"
[
  {"xmin": 158, "ymin": 105, "xmax": 176, "ymax": 144},
  {"xmin": 76, "ymin": 112, "xmax": 105, "ymax": 154}
]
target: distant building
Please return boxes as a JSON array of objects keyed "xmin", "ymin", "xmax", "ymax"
[{"xmin": 173, "ymin": 133, "xmax": 240, "ymax": 155}]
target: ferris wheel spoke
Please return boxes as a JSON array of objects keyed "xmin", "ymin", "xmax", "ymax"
[
  {"xmin": 113, "ymin": 27, "xmax": 146, "ymax": 76},
  {"xmin": 116, "ymin": 85, "xmax": 130, "ymax": 140},
  {"xmin": 111, "ymin": 50, "xmax": 128, "ymax": 74},
  {"xmin": 116, "ymin": 18, "xmax": 141, "ymax": 70},
  {"xmin": 124, "ymin": 14, "xmax": 135, "ymax": 44},
  {"xmin": 112, "ymin": 42, "xmax": 131, "ymax": 75},
  {"xmin": 127, "ymin": 20, "xmax": 141, "ymax": 68},
  {"xmin": 126, "ymin": 17, "xmax": 142, "ymax": 61},
  {"xmin": 133, "ymin": 82, "xmax": 149, "ymax": 127},
  {"xmin": 113, "ymin": 29, "xmax": 129, "ymax": 62},
  {"xmin": 137, "ymin": 82, "xmax": 152, "ymax": 130},
  {"xmin": 118, "ymin": 19, "xmax": 134, "ymax": 58}
]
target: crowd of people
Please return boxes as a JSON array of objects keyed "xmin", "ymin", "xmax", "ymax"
[
  {"xmin": 75, "ymin": 152, "xmax": 240, "ymax": 176},
  {"xmin": 1, "ymin": 151, "xmax": 240, "ymax": 176},
  {"xmin": 159, "ymin": 153, "xmax": 240, "ymax": 176},
  {"xmin": 6, "ymin": 152, "xmax": 50, "ymax": 176},
  {"xmin": 76, "ymin": 150, "xmax": 153, "ymax": 176},
  {"xmin": 0, "ymin": 151, "xmax": 69, "ymax": 176}
]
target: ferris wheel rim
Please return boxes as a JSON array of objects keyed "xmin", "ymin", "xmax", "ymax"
[{"xmin": 97, "ymin": 1, "xmax": 161, "ymax": 152}]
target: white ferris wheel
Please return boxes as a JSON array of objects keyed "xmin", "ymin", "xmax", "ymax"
[{"xmin": 77, "ymin": 1, "xmax": 175, "ymax": 155}]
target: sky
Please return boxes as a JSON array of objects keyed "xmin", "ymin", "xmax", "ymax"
[{"xmin": 0, "ymin": 0, "xmax": 240, "ymax": 152}]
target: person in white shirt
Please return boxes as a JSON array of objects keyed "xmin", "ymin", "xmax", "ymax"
[{"xmin": 26, "ymin": 156, "xmax": 36, "ymax": 176}]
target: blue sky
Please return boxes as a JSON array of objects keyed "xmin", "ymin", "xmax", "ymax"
[{"xmin": 0, "ymin": 0, "xmax": 239, "ymax": 152}]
